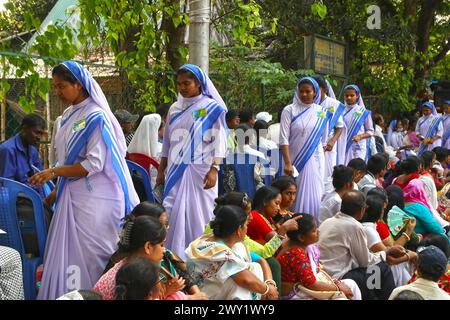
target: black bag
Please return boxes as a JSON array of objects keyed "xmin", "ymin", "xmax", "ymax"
[{"xmin": 16, "ymin": 195, "xmax": 53, "ymax": 257}]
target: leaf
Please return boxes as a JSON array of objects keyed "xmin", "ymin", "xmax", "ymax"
[
  {"xmin": 270, "ymin": 18, "xmax": 278, "ymax": 34},
  {"xmin": 311, "ymin": 2, "xmax": 327, "ymax": 20}
]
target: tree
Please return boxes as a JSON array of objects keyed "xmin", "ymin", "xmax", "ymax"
[
  {"xmin": 0, "ymin": 0, "xmax": 77, "ymax": 113},
  {"xmin": 256, "ymin": 0, "xmax": 450, "ymax": 113},
  {"xmin": 0, "ymin": 0, "xmax": 57, "ymax": 48}
]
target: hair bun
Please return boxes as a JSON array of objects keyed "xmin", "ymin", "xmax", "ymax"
[
  {"xmin": 210, "ymin": 218, "xmax": 223, "ymax": 236},
  {"xmin": 119, "ymin": 220, "xmax": 135, "ymax": 249},
  {"xmin": 214, "ymin": 196, "xmax": 226, "ymax": 207}
]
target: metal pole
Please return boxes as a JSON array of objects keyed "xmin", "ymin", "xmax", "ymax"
[
  {"xmin": 188, "ymin": 0, "xmax": 210, "ymax": 74},
  {"xmin": 1, "ymin": 61, "xmax": 6, "ymax": 142},
  {"xmin": 44, "ymin": 65, "xmax": 51, "ymax": 168}
]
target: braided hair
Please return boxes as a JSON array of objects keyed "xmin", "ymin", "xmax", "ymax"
[{"xmin": 119, "ymin": 216, "xmax": 166, "ymax": 253}]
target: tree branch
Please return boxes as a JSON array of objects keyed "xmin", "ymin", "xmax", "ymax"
[{"xmin": 430, "ymin": 40, "xmax": 450, "ymax": 66}]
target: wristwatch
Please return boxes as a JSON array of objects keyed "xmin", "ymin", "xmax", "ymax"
[{"xmin": 210, "ymin": 164, "xmax": 220, "ymax": 172}]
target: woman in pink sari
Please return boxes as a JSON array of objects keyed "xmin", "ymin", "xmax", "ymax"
[{"xmin": 403, "ymin": 179, "xmax": 449, "ymax": 238}]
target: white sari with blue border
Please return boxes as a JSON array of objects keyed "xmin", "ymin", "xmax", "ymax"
[
  {"xmin": 162, "ymin": 64, "xmax": 227, "ymax": 260},
  {"xmin": 37, "ymin": 61, "xmax": 139, "ymax": 300},
  {"xmin": 280, "ymin": 77, "xmax": 331, "ymax": 220}
]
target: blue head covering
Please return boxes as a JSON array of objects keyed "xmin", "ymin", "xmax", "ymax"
[
  {"xmin": 344, "ymin": 84, "xmax": 365, "ymax": 108},
  {"xmin": 421, "ymin": 101, "xmax": 437, "ymax": 115},
  {"xmin": 57, "ymin": 60, "xmax": 139, "ymax": 214},
  {"xmin": 294, "ymin": 76, "xmax": 321, "ymax": 105},
  {"xmin": 386, "ymin": 119, "xmax": 398, "ymax": 145},
  {"xmin": 178, "ymin": 64, "xmax": 226, "ymax": 109},
  {"xmin": 61, "ymin": 61, "xmax": 126, "ymax": 152}
]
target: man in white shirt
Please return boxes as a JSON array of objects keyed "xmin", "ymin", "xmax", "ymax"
[
  {"xmin": 389, "ymin": 245, "xmax": 450, "ymax": 300},
  {"xmin": 319, "ymin": 190, "xmax": 405, "ymax": 300},
  {"xmin": 319, "ymin": 165, "xmax": 354, "ymax": 225}
]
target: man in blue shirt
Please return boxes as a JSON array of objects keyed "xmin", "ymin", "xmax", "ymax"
[{"xmin": 0, "ymin": 114, "xmax": 46, "ymax": 194}]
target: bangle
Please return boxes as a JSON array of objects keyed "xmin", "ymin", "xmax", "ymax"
[
  {"xmin": 402, "ymin": 232, "xmax": 411, "ymax": 241},
  {"xmin": 265, "ymin": 279, "xmax": 277, "ymax": 288},
  {"xmin": 261, "ymin": 283, "xmax": 270, "ymax": 296},
  {"xmin": 50, "ymin": 168, "xmax": 56, "ymax": 178},
  {"xmin": 404, "ymin": 251, "xmax": 411, "ymax": 261},
  {"xmin": 277, "ymin": 233, "xmax": 286, "ymax": 240}
]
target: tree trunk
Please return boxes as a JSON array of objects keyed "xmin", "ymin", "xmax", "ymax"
[
  {"xmin": 413, "ymin": 0, "xmax": 442, "ymax": 85},
  {"xmin": 161, "ymin": 0, "xmax": 188, "ymax": 71}
]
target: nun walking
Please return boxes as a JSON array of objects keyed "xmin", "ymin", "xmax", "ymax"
[
  {"xmin": 156, "ymin": 64, "xmax": 228, "ymax": 259},
  {"xmin": 280, "ymin": 77, "xmax": 331, "ymax": 219}
]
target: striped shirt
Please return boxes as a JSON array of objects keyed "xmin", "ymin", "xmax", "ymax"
[{"xmin": 125, "ymin": 132, "xmax": 134, "ymax": 146}]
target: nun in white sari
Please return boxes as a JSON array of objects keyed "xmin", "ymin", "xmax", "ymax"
[
  {"xmin": 127, "ymin": 113, "xmax": 162, "ymax": 186},
  {"xmin": 280, "ymin": 77, "xmax": 331, "ymax": 219},
  {"xmin": 158, "ymin": 64, "xmax": 228, "ymax": 260},
  {"xmin": 317, "ymin": 79, "xmax": 346, "ymax": 178}
]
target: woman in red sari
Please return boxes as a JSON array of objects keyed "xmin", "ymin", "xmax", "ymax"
[
  {"xmin": 276, "ymin": 213, "xmax": 361, "ymax": 300},
  {"xmin": 247, "ymin": 186, "xmax": 300, "ymax": 245}
]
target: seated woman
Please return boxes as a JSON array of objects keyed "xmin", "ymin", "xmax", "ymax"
[
  {"xmin": 104, "ymin": 201, "xmax": 207, "ymax": 299},
  {"xmin": 271, "ymin": 176, "xmax": 297, "ymax": 221},
  {"xmin": 403, "ymin": 179, "xmax": 449, "ymax": 238},
  {"xmin": 319, "ymin": 165, "xmax": 354, "ymax": 225},
  {"xmin": 385, "ymin": 185, "xmax": 420, "ymax": 249},
  {"xmin": 186, "ymin": 205, "xmax": 279, "ymax": 300},
  {"xmin": 420, "ymin": 151, "xmax": 441, "ymax": 211},
  {"xmin": 393, "ymin": 156, "xmax": 422, "ymax": 189},
  {"xmin": 94, "ymin": 216, "xmax": 207, "ymax": 300},
  {"xmin": 276, "ymin": 213, "xmax": 361, "ymax": 300},
  {"xmin": 204, "ymin": 192, "xmax": 285, "ymax": 294},
  {"xmin": 366, "ymin": 187, "xmax": 392, "ymax": 246},
  {"xmin": 361, "ymin": 195, "xmax": 417, "ymax": 287},
  {"xmin": 388, "ymin": 119, "xmax": 415, "ymax": 160},
  {"xmin": 114, "ymin": 256, "xmax": 162, "ymax": 300},
  {"xmin": 246, "ymin": 186, "xmax": 300, "ymax": 245}
]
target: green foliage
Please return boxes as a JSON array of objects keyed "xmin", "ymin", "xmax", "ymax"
[
  {"xmin": 210, "ymin": 46, "xmax": 313, "ymax": 112},
  {"xmin": 77, "ymin": 0, "xmax": 189, "ymax": 112},
  {"xmin": 257, "ymin": 0, "xmax": 449, "ymax": 114},
  {"xmin": 212, "ymin": 0, "xmax": 265, "ymax": 48},
  {"xmin": 0, "ymin": 3, "xmax": 78, "ymax": 113},
  {"xmin": 311, "ymin": 1, "xmax": 327, "ymax": 20},
  {"xmin": 358, "ymin": 38, "xmax": 415, "ymax": 113}
]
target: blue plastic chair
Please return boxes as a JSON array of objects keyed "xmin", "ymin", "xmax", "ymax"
[
  {"xmin": 0, "ymin": 177, "xmax": 47, "ymax": 300},
  {"xmin": 225, "ymin": 153, "xmax": 271, "ymax": 199},
  {"xmin": 275, "ymin": 149, "xmax": 284, "ymax": 179},
  {"xmin": 126, "ymin": 160, "xmax": 155, "ymax": 203}
]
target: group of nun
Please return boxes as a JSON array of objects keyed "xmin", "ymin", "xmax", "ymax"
[
  {"xmin": 33, "ymin": 59, "xmax": 385, "ymax": 300},
  {"xmin": 385, "ymin": 100, "xmax": 450, "ymax": 159}
]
